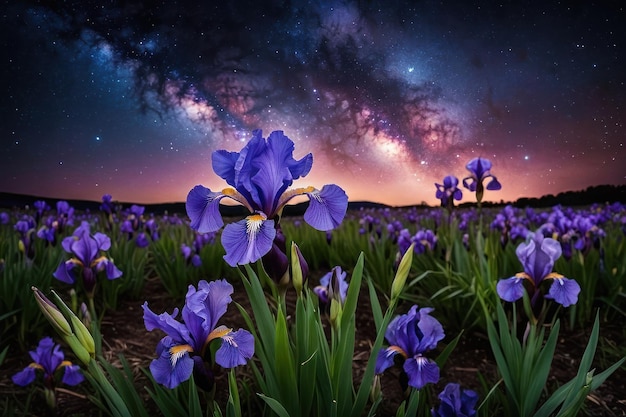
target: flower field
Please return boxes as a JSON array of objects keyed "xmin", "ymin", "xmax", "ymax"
[{"xmin": 1, "ymin": 132, "xmax": 625, "ymax": 416}]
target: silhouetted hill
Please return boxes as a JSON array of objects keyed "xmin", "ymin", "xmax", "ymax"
[
  {"xmin": 0, "ymin": 184, "xmax": 624, "ymax": 216},
  {"xmin": 0, "ymin": 192, "xmax": 392, "ymax": 217}
]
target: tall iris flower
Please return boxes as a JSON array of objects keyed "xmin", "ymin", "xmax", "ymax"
[
  {"xmin": 431, "ymin": 383, "xmax": 479, "ymax": 417},
  {"xmin": 462, "ymin": 157, "xmax": 501, "ymax": 204},
  {"xmin": 376, "ymin": 305, "xmax": 444, "ymax": 390},
  {"xmin": 143, "ymin": 279, "xmax": 254, "ymax": 390},
  {"xmin": 12, "ymin": 337, "xmax": 84, "ymax": 388},
  {"xmin": 34, "ymin": 200, "xmax": 51, "ymax": 224},
  {"xmin": 53, "ymin": 221, "xmax": 122, "ymax": 296},
  {"xmin": 186, "ymin": 129, "xmax": 348, "ymax": 269},
  {"xmin": 99, "ymin": 194, "xmax": 114, "ymax": 215},
  {"xmin": 100, "ymin": 194, "xmax": 115, "ymax": 229},
  {"xmin": 496, "ymin": 231, "xmax": 580, "ymax": 307},
  {"xmin": 435, "ymin": 175, "xmax": 462, "ymax": 210},
  {"xmin": 54, "ymin": 200, "xmax": 75, "ymax": 234}
]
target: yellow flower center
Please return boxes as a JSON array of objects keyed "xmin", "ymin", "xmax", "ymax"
[{"xmin": 169, "ymin": 344, "xmax": 194, "ymax": 367}]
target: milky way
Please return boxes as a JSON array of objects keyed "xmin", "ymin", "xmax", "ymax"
[{"xmin": 2, "ymin": 1, "xmax": 625, "ymax": 206}]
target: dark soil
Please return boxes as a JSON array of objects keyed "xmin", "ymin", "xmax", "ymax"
[{"xmin": 2, "ymin": 275, "xmax": 625, "ymax": 416}]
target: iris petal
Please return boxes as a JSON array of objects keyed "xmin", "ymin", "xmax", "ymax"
[
  {"xmin": 186, "ymin": 279, "xmax": 233, "ymax": 333},
  {"xmin": 416, "ymin": 312, "xmax": 445, "ymax": 352},
  {"xmin": 249, "ymin": 131, "xmax": 299, "ymax": 215},
  {"xmin": 486, "ymin": 177, "xmax": 502, "ymax": 190},
  {"xmin": 61, "ymin": 364, "xmax": 84, "ymax": 386},
  {"xmin": 150, "ymin": 339, "xmax": 194, "ymax": 389},
  {"xmin": 53, "ymin": 261, "xmax": 76, "ymax": 284},
  {"xmin": 404, "ymin": 356, "xmax": 440, "ymax": 389},
  {"xmin": 496, "ymin": 277, "xmax": 526, "ymax": 302},
  {"xmin": 221, "ymin": 215, "xmax": 276, "ymax": 266},
  {"xmin": 462, "ymin": 177, "xmax": 477, "ymax": 192},
  {"xmin": 143, "ymin": 303, "xmax": 192, "ymax": 343},
  {"xmin": 71, "ymin": 235, "xmax": 99, "ymax": 266},
  {"xmin": 104, "ymin": 260, "xmax": 123, "ymax": 280},
  {"xmin": 375, "ymin": 347, "xmax": 400, "ymax": 374},
  {"xmin": 304, "ymin": 184, "xmax": 348, "ymax": 231},
  {"xmin": 546, "ymin": 277, "xmax": 581, "ymax": 307},
  {"xmin": 215, "ymin": 329, "xmax": 255, "ymax": 368},
  {"xmin": 186, "ymin": 185, "xmax": 227, "ymax": 233},
  {"xmin": 212, "ymin": 149, "xmax": 240, "ymax": 187},
  {"xmin": 12, "ymin": 366, "xmax": 37, "ymax": 386},
  {"xmin": 93, "ymin": 232, "xmax": 111, "ymax": 251}
]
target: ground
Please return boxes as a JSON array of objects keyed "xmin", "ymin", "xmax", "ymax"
[{"xmin": 2, "ymin": 275, "xmax": 625, "ymax": 416}]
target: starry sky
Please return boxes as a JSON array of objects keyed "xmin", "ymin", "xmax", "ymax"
[{"xmin": 2, "ymin": 1, "xmax": 625, "ymax": 207}]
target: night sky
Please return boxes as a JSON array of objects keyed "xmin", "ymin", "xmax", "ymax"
[{"xmin": 2, "ymin": 1, "xmax": 625, "ymax": 207}]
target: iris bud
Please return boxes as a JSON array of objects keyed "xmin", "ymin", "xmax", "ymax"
[
  {"xmin": 391, "ymin": 243, "xmax": 414, "ymax": 302},
  {"xmin": 32, "ymin": 287, "xmax": 72, "ymax": 337}
]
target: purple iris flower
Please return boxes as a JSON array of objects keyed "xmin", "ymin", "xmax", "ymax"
[
  {"xmin": 376, "ymin": 305, "xmax": 444, "ymax": 390},
  {"xmin": 431, "ymin": 383, "xmax": 479, "ymax": 417},
  {"xmin": 54, "ymin": 200, "xmax": 75, "ymax": 233},
  {"xmin": 100, "ymin": 194, "xmax": 114, "ymax": 215},
  {"xmin": 186, "ymin": 129, "xmax": 348, "ymax": 267},
  {"xmin": 34, "ymin": 200, "xmax": 50, "ymax": 224},
  {"xmin": 398, "ymin": 229, "xmax": 438, "ymax": 258},
  {"xmin": 462, "ymin": 157, "xmax": 501, "ymax": 204},
  {"xmin": 314, "ymin": 266, "xmax": 348, "ymax": 305},
  {"xmin": 12, "ymin": 337, "xmax": 84, "ymax": 388},
  {"xmin": 135, "ymin": 232, "xmax": 150, "ymax": 248},
  {"xmin": 53, "ymin": 221, "xmax": 123, "ymax": 296},
  {"xmin": 496, "ymin": 231, "xmax": 580, "ymax": 307},
  {"xmin": 181, "ymin": 243, "xmax": 202, "ymax": 267},
  {"xmin": 143, "ymin": 279, "xmax": 254, "ymax": 390},
  {"xmin": 435, "ymin": 175, "xmax": 463, "ymax": 210}
]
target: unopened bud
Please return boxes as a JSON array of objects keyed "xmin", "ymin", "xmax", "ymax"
[
  {"xmin": 32, "ymin": 287, "xmax": 72, "ymax": 337},
  {"xmin": 329, "ymin": 299, "xmax": 342, "ymax": 330},
  {"xmin": 391, "ymin": 243, "xmax": 414, "ymax": 301},
  {"xmin": 291, "ymin": 242, "xmax": 308, "ymax": 296}
]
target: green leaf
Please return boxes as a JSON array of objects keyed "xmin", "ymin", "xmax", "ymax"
[
  {"xmin": 274, "ymin": 307, "xmax": 299, "ymax": 415},
  {"xmin": 257, "ymin": 394, "xmax": 291, "ymax": 417},
  {"xmin": 366, "ymin": 276, "xmax": 383, "ymax": 331},
  {"xmin": 435, "ymin": 330, "xmax": 463, "ymax": 368},
  {"xmin": 187, "ymin": 376, "xmax": 202, "ymax": 417}
]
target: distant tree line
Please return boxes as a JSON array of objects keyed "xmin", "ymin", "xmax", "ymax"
[{"xmin": 510, "ymin": 184, "xmax": 626, "ymax": 208}]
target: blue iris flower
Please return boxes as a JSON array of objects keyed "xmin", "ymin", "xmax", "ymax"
[
  {"xmin": 186, "ymin": 130, "xmax": 348, "ymax": 267},
  {"xmin": 12, "ymin": 337, "xmax": 84, "ymax": 387},
  {"xmin": 496, "ymin": 231, "xmax": 581, "ymax": 307},
  {"xmin": 462, "ymin": 157, "xmax": 501, "ymax": 204},
  {"xmin": 435, "ymin": 175, "xmax": 462, "ymax": 210},
  {"xmin": 143, "ymin": 279, "xmax": 254, "ymax": 389},
  {"xmin": 376, "ymin": 305, "xmax": 444, "ymax": 390},
  {"xmin": 53, "ymin": 221, "xmax": 122, "ymax": 296},
  {"xmin": 431, "ymin": 383, "xmax": 479, "ymax": 417}
]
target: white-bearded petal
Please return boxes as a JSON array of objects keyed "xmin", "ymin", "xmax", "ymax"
[{"xmin": 221, "ymin": 214, "xmax": 276, "ymax": 266}]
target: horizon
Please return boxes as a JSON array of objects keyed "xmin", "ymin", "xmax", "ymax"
[{"xmin": 2, "ymin": 182, "xmax": 622, "ymax": 211}]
